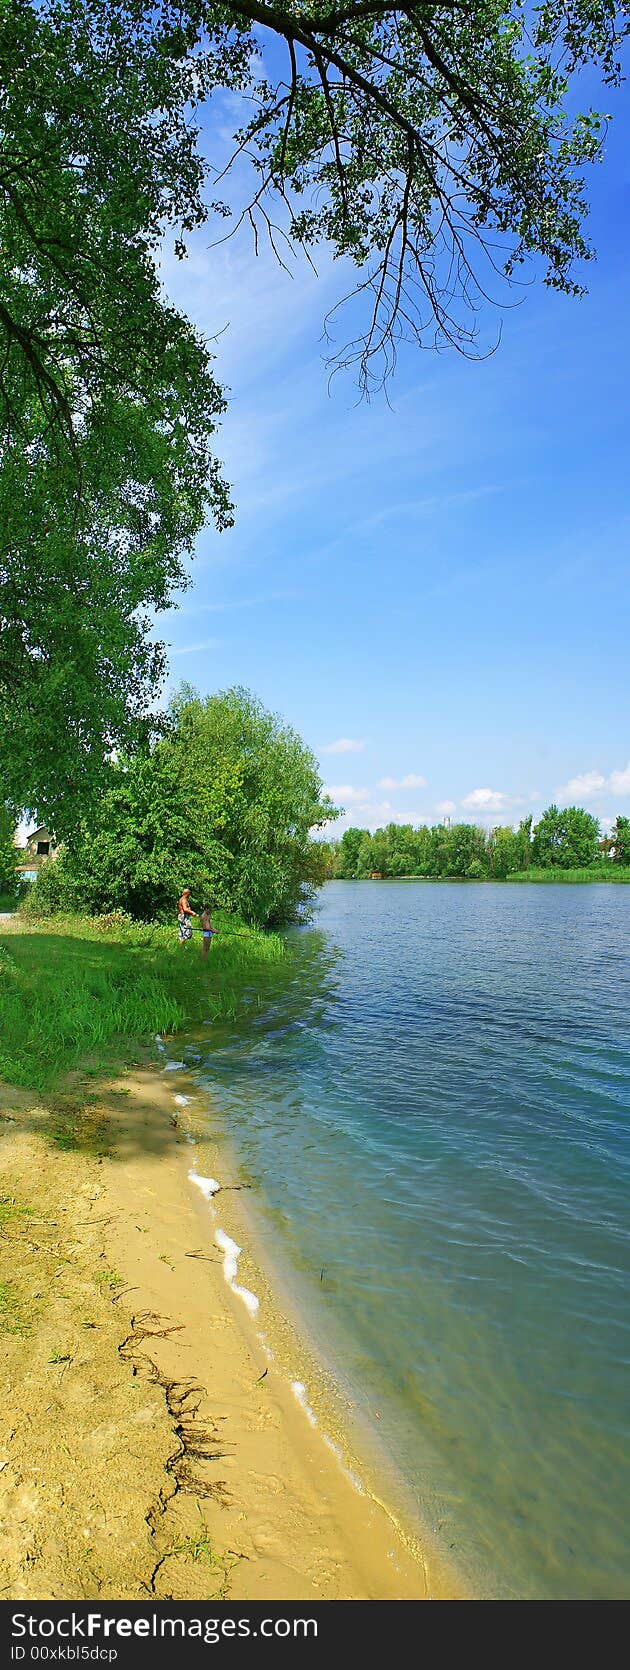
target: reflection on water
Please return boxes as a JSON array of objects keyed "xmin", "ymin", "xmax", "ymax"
[{"xmin": 196, "ymin": 882, "xmax": 630, "ymax": 1599}]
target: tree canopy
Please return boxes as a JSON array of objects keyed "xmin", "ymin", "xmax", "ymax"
[
  {"xmin": 325, "ymin": 805, "xmax": 611, "ymax": 878},
  {"xmin": 2, "ymin": 1, "xmax": 628, "ymax": 818},
  {"xmin": 4, "ymin": 1, "xmax": 629, "ymax": 412},
  {"xmin": 0, "ymin": 0, "xmax": 233, "ymax": 820},
  {"xmin": 530, "ymin": 803, "xmax": 601, "ymax": 869},
  {"xmin": 27, "ymin": 685, "xmax": 338, "ymax": 923}
]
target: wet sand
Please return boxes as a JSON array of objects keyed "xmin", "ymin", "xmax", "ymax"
[{"xmin": 0, "ymin": 1064, "xmax": 464, "ymax": 1600}]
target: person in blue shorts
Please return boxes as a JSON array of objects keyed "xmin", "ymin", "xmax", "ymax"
[{"xmin": 200, "ymin": 906, "xmax": 218, "ymax": 959}]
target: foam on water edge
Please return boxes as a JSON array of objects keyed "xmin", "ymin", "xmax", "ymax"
[
  {"xmin": 188, "ymin": 1170, "xmax": 221, "ymax": 1201},
  {"xmin": 291, "ymin": 1380, "xmax": 317, "ymax": 1427},
  {"xmin": 215, "ymin": 1227, "xmax": 260, "ymax": 1317},
  {"xmin": 182, "ymin": 1087, "xmax": 369, "ymax": 1509}
]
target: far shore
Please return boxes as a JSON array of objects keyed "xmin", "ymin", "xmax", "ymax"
[
  {"xmin": 0, "ymin": 1059, "xmax": 464, "ymax": 1602},
  {"xmin": 326, "ymin": 871, "xmax": 630, "ymax": 884}
]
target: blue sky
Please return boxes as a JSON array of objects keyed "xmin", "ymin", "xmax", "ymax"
[{"xmin": 157, "ymin": 62, "xmax": 630, "ymax": 836}]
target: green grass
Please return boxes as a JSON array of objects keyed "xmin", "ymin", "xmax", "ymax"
[
  {"xmin": 0, "ymin": 1195, "xmax": 35, "ymax": 1227},
  {"xmin": 94, "ymin": 1266, "xmax": 124, "ymax": 1294},
  {"xmin": 170, "ymin": 1512, "xmax": 240, "ymax": 1598},
  {"xmin": 0, "ymin": 910, "xmax": 285, "ymax": 1093},
  {"xmin": 506, "ymin": 866, "xmax": 630, "ymax": 884}
]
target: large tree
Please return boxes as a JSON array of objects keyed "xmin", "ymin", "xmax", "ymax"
[
  {"xmin": 2, "ymin": 1, "xmax": 628, "ymax": 816},
  {"xmin": 531, "ymin": 803, "xmax": 600, "ymax": 868},
  {"xmin": 0, "ymin": 0, "xmax": 233, "ymax": 820},
  {"xmin": 4, "ymin": 1, "xmax": 629, "ymax": 413},
  {"xmin": 37, "ymin": 686, "xmax": 338, "ymax": 923}
]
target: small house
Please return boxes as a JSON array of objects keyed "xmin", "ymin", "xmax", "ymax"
[{"xmin": 24, "ymin": 826, "xmax": 57, "ymax": 859}]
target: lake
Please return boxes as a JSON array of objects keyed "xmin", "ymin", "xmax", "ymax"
[{"xmin": 195, "ymin": 881, "xmax": 630, "ymax": 1598}]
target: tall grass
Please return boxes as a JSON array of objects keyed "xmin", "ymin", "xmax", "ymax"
[
  {"xmin": 506, "ymin": 866, "xmax": 630, "ymax": 884},
  {"xmin": 0, "ymin": 910, "xmax": 285, "ymax": 1093}
]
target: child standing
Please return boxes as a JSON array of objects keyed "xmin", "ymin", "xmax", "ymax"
[{"xmin": 200, "ymin": 906, "xmax": 218, "ymax": 959}]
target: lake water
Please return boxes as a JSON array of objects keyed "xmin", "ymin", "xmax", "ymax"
[{"xmin": 195, "ymin": 881, "xmax": 630, "ymax": 1598}]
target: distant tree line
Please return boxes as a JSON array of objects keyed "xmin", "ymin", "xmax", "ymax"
[{"xmin": 320, "ymin": 808, "xmax": 630, "ymax": 881}]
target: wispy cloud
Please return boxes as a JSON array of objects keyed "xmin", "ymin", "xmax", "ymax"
[
  {"xmin": 169, "ymin": 637, "xmax": 223, "ymax": 656},
  {"xmin": 435, "ymin": 799, "xmax": 456, "ymax": 815},
  {"xmin": 177, "ymin": 589, "xmax": 302, "ymax": 618},
  {"xmin": 320, "ymin": 738, "xmax": 365, "ymax": 755},
  {"xmin": 378, "ymin": 772, "xmax": 427, "ymax": 790}
]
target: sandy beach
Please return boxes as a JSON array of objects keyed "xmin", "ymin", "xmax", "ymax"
[{"xmin": 0, "ymin": 1060, "xmax": 462, "ymax": 1602}]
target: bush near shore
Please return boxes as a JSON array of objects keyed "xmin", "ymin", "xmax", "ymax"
[
  {"xmin": 15, "ymin": 687, "xmax": 337, "ymax": 929},
  {"xmin": 0, "ymin": 910, "xmax": 283, "ymax": 1094}
]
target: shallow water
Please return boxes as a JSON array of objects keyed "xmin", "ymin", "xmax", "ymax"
[{"xmin": 195, "ymin": 882, "xmax": 630, "ymax": 1598}]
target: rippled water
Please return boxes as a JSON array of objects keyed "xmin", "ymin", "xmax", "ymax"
[{"xmin": 196, "ymin": 882, "xmax": 630, "ymax": 1598}]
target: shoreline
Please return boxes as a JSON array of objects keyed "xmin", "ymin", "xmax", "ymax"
[
  {"xmin": 0, "ymin": 1059, "xmax": 465, "ymax": 1601},
  {"xmin": 323, "ymin": 874, "xmax": 630, "ymax": 885},
  {"xmin": 168, "ymin": 1056, "xmax": 468, "ymax": 1599}
]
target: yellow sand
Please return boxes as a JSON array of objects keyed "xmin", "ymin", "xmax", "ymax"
[{"xmin": 0, "ymin": 1066, "xmax": 464, "ymax": 1600}]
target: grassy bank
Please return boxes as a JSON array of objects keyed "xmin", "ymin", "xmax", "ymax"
[
  {"xmin": 0, "ymin": 910, "xmax": 284, "ymax": 1093},
  {"xmin": 505, "ymin": 866, "xmax": 630, "ymax": 884}
]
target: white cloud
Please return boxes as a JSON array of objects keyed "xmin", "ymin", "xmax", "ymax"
[
  {"xmin": 324, "ymin": 784, "xmax": 368, "ymax": 803},
  {"xmin": 435, "ymin": 799, "xmax": 456, "ymax": 815},
  {"xmin": 322, "ymin": 787, "xmax": 417, "ymax": 833},
  {"xmin": 558, "ymin": 770, "xmax": 606, "ymax": 798},
  {"xmin": 609, "ymin": 763, "xmax": 630, "ymax": 796},
  {"xmin": 462, "ymin": 787, "xmax": 508, "ymax": 812},
  {"xmin": 320, "ymin": 738, "xmax": 365, "ymax": 755},
  {"xmin": 557, "ymin": 762, "xmax": 630, "ymax": 801},
  {"xmin": 377, "ymin": 772, "xmax": 427, "ymax": 789}
]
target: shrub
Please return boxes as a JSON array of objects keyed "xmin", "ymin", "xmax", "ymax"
[
  {"xmin": 93, "ymin": 910, "xmax": 135, "ymax": 933},
  {"xmin": 19, "ymin": 851, "xmax": 77, "ymax": 917},
  {"xmin": 466, "ymin": 859, "xmax": 484, "ymax": 879}
]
